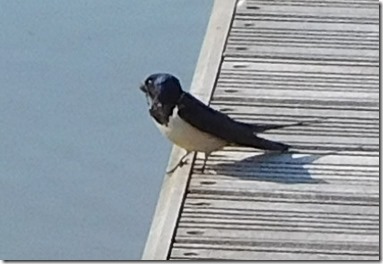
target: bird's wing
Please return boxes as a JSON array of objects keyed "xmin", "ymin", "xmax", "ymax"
[{"xmin": 177, "ymin": 93, "xmax": 289, "ymax": 151}]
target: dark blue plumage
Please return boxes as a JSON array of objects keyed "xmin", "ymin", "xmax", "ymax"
[{"xmin": 177, "ymin": 92, "xmax": 290, "ymax": 151}]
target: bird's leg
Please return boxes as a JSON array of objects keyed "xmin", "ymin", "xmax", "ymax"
[
  {"xmin": 166, "ymin": 151, "xmax": 191, "ymax": 174},
  {"xmin": 201, "ymin": 153, "xmax": 209, "ymax": 173},
  {"xmin": 179, "ymin": 151, "xmax": 191, "ymax": 164}
]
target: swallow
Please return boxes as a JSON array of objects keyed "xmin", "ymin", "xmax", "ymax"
[{"xmin": 140, "ymin": 73, "xmax": 305, "ymax": 173}]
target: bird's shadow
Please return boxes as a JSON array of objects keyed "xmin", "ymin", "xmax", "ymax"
[{"xmin": 205, "ymin": 151, "xmax": 328, "ymax": 184}]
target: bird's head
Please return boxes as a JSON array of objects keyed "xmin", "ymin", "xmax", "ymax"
[{"xmin": 140, "ymin": 73, "xmax": 184, "ymax": 125}]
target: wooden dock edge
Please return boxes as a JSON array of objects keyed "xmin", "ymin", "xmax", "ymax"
[{"xmin": 141, "ymin": 0, "xmax": 237, "ymax": 260}]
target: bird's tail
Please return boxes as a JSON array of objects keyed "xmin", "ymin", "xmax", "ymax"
[
  {"xmin": 252, "ymin": 121, "xmax": 309, "ymax": 133},
  {"xmin": 246, "ymin": 136, "xmax": 291, "ymax": 151},
  {"xmin": 232, "ymin": 121, "xmax": 316, "ymax": 151},
  {"xmin": 229, "ymin": 123, "xmax": 291, "ymax": 151},
  {"xmin": 230, "ymin": 119, "xmax": 322, "ymax": 151}
]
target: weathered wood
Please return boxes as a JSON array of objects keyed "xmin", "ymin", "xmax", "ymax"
[
  {"xmin": 232, "ymin": 19, "xmax": 377, "ymax": 32},
  {"xmin": 170, "ymin": 247, "xmax": 378, "ymax": 260},
  {"xmin": 211, "ymin": 104, "xmax": 379, "ymax": 120},
  {"xmin": 143, "ymin": 0, "xmax": 379, "ymax": 260},
  {"xmin": 175, "ymin": 226, "xmax": 379, "ymax": 243}
]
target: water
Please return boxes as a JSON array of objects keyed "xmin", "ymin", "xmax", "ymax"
[{"xmin": 0, "ymin": 0, "xmax": 212, "ymax": 260}]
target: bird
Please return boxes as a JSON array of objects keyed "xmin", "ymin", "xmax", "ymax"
[{"xmin": 140, "ymin": 73, "xmax": 305, "ymax": 173}]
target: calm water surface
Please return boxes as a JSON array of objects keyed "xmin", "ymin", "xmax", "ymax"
[{"xmin": 0, "ymin": 0, "xmax": 212, "ymax": 260}]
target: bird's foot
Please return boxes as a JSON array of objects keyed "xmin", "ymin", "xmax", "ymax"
[
  {"xmin": 166, "ymin": 152, "xmax": 191, "ymax": 174},
  {"xmin": 166, "ymin": 159, "xmax": 188, "ymax": 174}
]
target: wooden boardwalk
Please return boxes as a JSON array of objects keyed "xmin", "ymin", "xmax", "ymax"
[{"xmin": 142, "ymin": 0, "xmax": 379, "ymax": 260}]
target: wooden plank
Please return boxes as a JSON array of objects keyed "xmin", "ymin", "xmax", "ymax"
[
  {"xmin": 171, "ymin": 247, "xmax": 379, "ymax": 260},
  {"xmin": 188, "ymin": 178, "xmax": 379, "ymax": 194},
  {"xmin": 232, "ymin": 19, "xmax": 378, "ymax": 32},
  {"xmin": 183, "ymin": 198, "xmax": 379, "ymax": 216},
  {"xmin": 234, "ymin": 13, "xmax": 377, "ymax": 25},
  {"xmin": 222, "ymin": 60, "xmax": 379, "ymax": 75},
  {"xmin": 246, "ymin": 0, "xmax": 378, "ymax": 6},
  {"xmin": 141, "ymin": 0, "xmax": 237, "ymax": 260},
  {"xmin": 218, "ymin": 77, "xmax": 379, "ymax": 89},
  {"xmin": 175, "ymin": 226, "xmax": 379, "ymax": 243},
  {"xmin": 211, "ymin": 104, "xmax": 379, "ymax": 120},
  {"xmin": 181, "ymin": 208, "xmax": 379, "ymax": 222},
  {"xmin": 174, "ymin": 240, "xmax": 379, "ymax": 255},
  {"xmin": 216, "ymin": 82, "xmax": 378, "ymax": 93},
  {"xmin": 228, "ymin": 32, "xmax": 378, "ymax": 46},
  {"xmin": 192, "ymin": 168, "xmax": 380, "ymax": 180},
  {"xmin": 194, "ymin": 151, "xmax": 379, "ymax": 166},
  {"xmin": 214, "ymin": 88, "xmax": 378, "ymax": 101},
  {"xmin": 236, "ymin": 4, "xmax": 378, "ymax": 18},
  {"xmin": 225, "ymin": 45, "xmax": 378, "ymax": 64}
]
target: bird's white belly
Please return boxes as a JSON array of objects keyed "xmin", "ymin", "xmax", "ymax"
[{"xmin": 154, "ymin": 112, "xmax": 227, "ymax": 153}]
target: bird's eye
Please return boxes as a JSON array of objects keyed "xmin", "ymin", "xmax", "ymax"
[{"xmin": 146, "ymin": 79, "xmax": 153, "ymax": 85}]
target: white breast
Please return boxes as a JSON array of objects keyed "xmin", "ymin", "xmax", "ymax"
[{"xmin": 153, "ymin": 107, "xmax": 227, "ymax": 154}]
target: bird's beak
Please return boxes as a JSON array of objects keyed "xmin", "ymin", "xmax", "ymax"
[{"xmin": 139, "ymin": 83, "xmax": 147, "ymax": 94}]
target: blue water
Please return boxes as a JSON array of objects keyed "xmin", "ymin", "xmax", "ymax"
[{"xmin": 0, "ymin": 0, "xmax": 212, "ymax": 260}]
